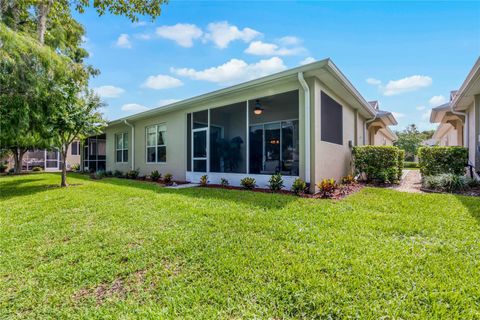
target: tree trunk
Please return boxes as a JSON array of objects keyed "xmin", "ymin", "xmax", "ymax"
[
  {"xmin": 60, "ymin": 145, "xmax": 68, "ymax": 187},
  {"xmin": 37, "ymin": 0, "xmax": 53, "ymax": 44},
  {"xmin": 12, "ymin": 147, "xmax": 25, "ymax": 174}
]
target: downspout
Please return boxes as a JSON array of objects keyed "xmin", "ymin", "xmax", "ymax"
[
  {"xmin": 298, "ymin": 72, "xmax": 310, "ymax": 183},
  {"xmin": 365, "ymin": 116, "xmax": 377, "ymax": 145},
  {"xmin": 124, "ymin": 120, "xmax": 135, "ymax": 171},
  {"xmin": 450, "ymin": 104, "xmax": 468, "ymax": 149}
]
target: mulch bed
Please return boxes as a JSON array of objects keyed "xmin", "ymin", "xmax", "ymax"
[{"xmin": 202, "ymin": 183, "xmax": 364, "ymax": 200}]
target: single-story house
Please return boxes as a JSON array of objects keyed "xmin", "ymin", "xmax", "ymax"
[
  {"xmin": 430, "ymin": 56, "xmax": 480, "ymax": 169},
  {"xmin": 97, "ymin": 59, "xmax": 397, "ymax": 190},
  {"xmin": 3, "ymin": 141, "xmax": 81, "ymax": 172},
  {"xmin": 366, "ymin": 101, "xmax": 398, "ymax": 145}
]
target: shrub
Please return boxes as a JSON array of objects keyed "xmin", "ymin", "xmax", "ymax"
[
  {"xmin": 200, "ymin": 175, "xmax": 208, "ymax": 186},
  {"xmin": 150, "ymin": 170, "xmax": 161, "ymax": 182},
  {"xmin": 404, "ymin": 161, "xmax": 419, "ymax": 169},
  {"xmin": 352, "ymin": 146, "xmax": 401, "ymax": 184},
  {"xmin": 70, "ymin": 163, "xmax": 80, "ymax": 172},
  {"xmin": 341, "ymin": 175, "xmax": 355, "ymax": 185},
  {"xmin": 418, "ymin": 146, "xmax": 468, "ymax": 177},
  {"xmin": 397, "ymin": 149, "xmax": 405, "ymax": 181},
  {"xmin": 96, "ymin": 170, "xmax": 107, "ymax": 179},
  {"xmin": 220, "ymin": 178, "xmax": 229, "ymax": 188},
  {"xmin": 240, "ymin": 177, "xmax": 256, "ymax": 190},
  {"xmin": 8, "ymin": 168, "xmax": 14, "ymax": 174},
  {"xmin": 126, "ymin": 169, "xmax": 139, "ymax": 179},
  {"xmin": 317, "ymin": 178, "xmax": 337, "ymax": 198},
  {"xmin": 423, "ymin": 174, "xmax": 466, "ymax": 193},
  {"xmin": 32, "ymin": 166, "xmax": 43, "ymax": 172},
  {"xmin": 105, "ymin": 171, "xmax": 113, "ymax": 177},
  {"xmin": 0, "ymin": 163, "xmax": 7, "ymax": 173},
  {"xmin": 291, "ymin": 178, "xmax": 307, "ymax": 195},
  {"xmin": 163, "ymin": 173, "xmax": 173, "ymax": 185},
  {"xmin": 268, "ymin": 173, "xmax": 284, "ymax": 192},
  {"xmin": 113, "ymin": 170, "xmax": 123, "ymax": 178}
]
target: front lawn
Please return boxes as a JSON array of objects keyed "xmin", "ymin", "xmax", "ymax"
[{"xmin": 1, "ymin": 173, "xmax": 479, "ymax": 318}]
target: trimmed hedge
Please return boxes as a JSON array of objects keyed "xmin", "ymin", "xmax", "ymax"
[
  {"xmin": 418, "ymin": 146, "xmax": 468, "ymax": 177},
  {"xmin": 353, "ymin": 146, "xmax": 404, "ymax": 184}
]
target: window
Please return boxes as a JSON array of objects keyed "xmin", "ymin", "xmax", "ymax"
[
  {"xmin": 71, "ymin": 141, "xmax": 80, "ymax": 155},
  {"xmin": 321, "ymin": 91, "xmax": 343, "ymax": 145},
  {"xmin": 146, "ymin": 124, "xmax": 166, "ymax": 163},
  {"xmin": 115, "ymin": 133, "xmax": 128, "ymax": 163}
]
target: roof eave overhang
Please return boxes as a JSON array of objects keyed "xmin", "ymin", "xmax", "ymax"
[{"xmin": 452, "ymin": 57, "xmax": 480, "ymax": 111}]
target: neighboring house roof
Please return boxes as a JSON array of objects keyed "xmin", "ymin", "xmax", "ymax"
[
  {"xmin": 368, "ymin": 100, "xmax": 379, "ymax": 110},
  {"xmin": 432, "ymin": 122, "xmax": 454, "ymax": 140},
  {"xmin": 376, "ymin": 109, "xmax": 398, "ymax": 126},
  {"xmin": 451, "ymin": 56, "xmax": 480, "ymax": 111},
  {"xmin": 429, "ymin": 102, "xmax": 451, "ymax": 123},
  {"xmin": 383, "ymin": 126, "xmax": 398, "ymax": 141},
  {"xmin": 109, "ymin": 58, "xmax": 377, "ymax": 126}
]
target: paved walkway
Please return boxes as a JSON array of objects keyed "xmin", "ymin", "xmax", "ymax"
[{"xmin": 394, "ymin": 170, "xmax": 423, "ymax": 193}]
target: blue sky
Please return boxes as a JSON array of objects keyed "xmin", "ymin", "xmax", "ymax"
[{"xmin": 75, "ymin": 1, "xmax": 480, "ymax": 130}]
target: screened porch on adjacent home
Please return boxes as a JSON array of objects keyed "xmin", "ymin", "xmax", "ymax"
[
  {"xmin": 82, "ymin": 134, "xmax": 106, "ymax": 172},
  {"xmin": 185, "ymin": 90, "xmax": 300, "ymax": 187}
]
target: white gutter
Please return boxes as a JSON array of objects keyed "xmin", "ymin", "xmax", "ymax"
[
  {"xmin": 124, "ymin": 120, "xmax": 135, "ymax": 170},
  {"xmin": 298, "ymin": 72, "xmax": 311, "ymax": 183}
]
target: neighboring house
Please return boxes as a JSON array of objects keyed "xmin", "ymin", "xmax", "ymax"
[
  {"xmin": 97, "ymin": 59, "xmax": 397, "ymax": 190},
  {"xmin": 430, "ymin": 57, "xmax": 480, "ymax": 170},
  {"xmin": 367, "ymin": 101, "xmax": 398, "ymax": 146},
  {"xmin": 4, "ymin": 141, "xmax": 81, "ymax": 172}
]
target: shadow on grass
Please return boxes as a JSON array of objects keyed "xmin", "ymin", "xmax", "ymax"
[
  {"xmin": 0, "ymin": 176, "xmax": 55, "ymax": 201},
  {"xmin": 454, "ymin": 195, "xmax": 480, "ymax": 223},
  {"xmin": 82, "ymin": 174, "xmax": 300, "ymax": 210}
]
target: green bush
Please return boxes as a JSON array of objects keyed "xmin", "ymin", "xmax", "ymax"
[
  {"xmin": 220, "ymin": 178, "xmax": 229, "ymax": 187},
  {"xmin": 352, "ymin": 146, "xmax": 402, "ymax": 184},
  {"xmin": 163, "ymin": 173, "xmax": 173, "ymax": 185},
  {"xmin": 418, "ymin": 147, "xmax": 468, "ymax": 177},
  {"xmin": 113, "ymin": 170, "xmax": 123, "ymax": 178},
  {"xmin": 32, "ymin": 166, "xmax": 43, "ymax": 172},
  {"xmin": 316, "ymin": 178, "xmax": 337, "ymax": 198},
  {"xmin": 291, "ymin": 178, "xmax": 307, "ymax": 195},
  {"xmin": 0, "ymin": 163, "xmax": 7, "ymax": 173},
  {"xmin": 397, "ymin": 149, "xmax": 405, "ymax": 181},
  {"xmin": 423, "ymin": 174, "xmax": 466, "ymax": 193},
  {"xmin": 70, "ymin": 163, "xmax": 80, "ymax": 172},
  {"xmin": 404, "ymin": 161, "xmax": 419, "ymax": 169},
  {"xmin": 126, "ymin": 169, "xmax": 139, "ymax": 179},
  {"xmin": 200, "ymin": 175, "xmax": 208, "ymax": 186},
  {"xmin": 268, "ymin": 173, "xmax": 284, "ymax": 192},
  {"xmin": 150, "ymin": 170, "xmax": 161, "ymax": 182},
  {"xmin": 240, "ymin": 177, "xmax": 256, "ymax": 190}
]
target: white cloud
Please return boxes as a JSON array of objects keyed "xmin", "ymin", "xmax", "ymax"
[
  {"xmin": 135, "ymin": 33, "xmax": 152, "ymax": 40},
  {"xmin": 116, "ymin": 34, "xmax": 132, "ymax": 48},
  {"xmin": 422, "ymin": 110, "xmax": 431, "ymax": 120},
  {"xmin": 121, "ymin": 103, "xmax": 149, "ymax": 113},
  {"xmin": 244, "ymin": 40, "xmax": 305, "ymax": 56},
  {"xmin": 383, "ymin": 75, "xmax": 432, "ymax": 96},
  {"xmin": 171, "ymin": 57, "xmax": 287, "ymax": 85},
  {"xmin": 300, "ymin": 57, "xmax": 316, "ymax": 65},
  {"xmin": 156, "ymin": 23, "xmax": 203, "ymax": 47},
  {"xmin": 391, "ymin": 112, "xmax": 405, "ymax": 118},
  {"xmin": 278, "ymin": 36, "xmax": 301, "ymax": 46},
  {"xmin": 158, "ymin": 99, "xmax": 180, "ymax": 106},
  {"xmin": 428, "ymin": 95, "xmax": 447, "ymax": 107},
  {"xmin": 93, "ymin": 85, "xmax": 125, "ymax": 98},
  {"xmin": 416, "ymin": 105, "xmax": 426, "ymax": 111},
  {"xmin": 132, "ymin": 21, "xmax": 147, "ymax": 27},
  {"xmin": 366, "ymin": 78, "xmax": 382, "ymax": 85},
  {"xmin": 204, "ymin": 21, "xmax": 261, "ymax": 49},
  {"xmin": 143, "ymin": 74, "xmax": 183, "ymax": 90}
]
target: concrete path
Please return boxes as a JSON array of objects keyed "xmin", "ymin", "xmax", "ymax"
[{"xmin": 395, "ymin": 170, "xmax": 423, "ymax": 193}]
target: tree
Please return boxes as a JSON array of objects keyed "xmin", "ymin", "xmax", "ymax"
[
  {"xmin": 0, "ymin": 23, "xmax": 72, "ymax": 173},
  {"xmin": 50, "ymin": 90, "xmax": 105, "ymax": 187},
  {"xmin": 394, "ymin": 124, "xmax": 427, "ymax": 161}
]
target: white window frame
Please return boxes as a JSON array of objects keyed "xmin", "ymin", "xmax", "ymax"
[
  {"xmin": 146, "ymin": 124, "xmax": 167, "ymax": 164},
  {"xmin": 115, "ymin": 133, "xmax": 128, "ymax": 163}
]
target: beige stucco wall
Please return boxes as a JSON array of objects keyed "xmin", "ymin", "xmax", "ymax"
[
  {"xmin": 313, "ymin": 79, "xmax": 357, "ymax": 185},
  {"xmin": 373, "ymin": 129, "xmax": 394, "ymax": 146}
]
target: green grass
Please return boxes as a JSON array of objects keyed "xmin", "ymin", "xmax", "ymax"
[{"xmin": 1, "ymin": 173, "xmax": 480, "ymax": 319}]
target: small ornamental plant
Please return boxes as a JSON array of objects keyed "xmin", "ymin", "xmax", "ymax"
[
  {"xmin": 113, "ymin": 170, "xmax": 123, "ymax": 178},
  {"xmin": 200, "ymin": 175, "xmax": 208, "ymax": 186},
  {"xmin": 341, "ymin": 175, "xmax": 355, "ymax": 185},
  {"xmin": 126, "ymin": 169, "xmax": 139, "ymax": 179},
  {"xmin": 150, "ymin": 170, "xmax": 161, "ymax": 182},
  {"xmin": 163, "ymin": 173, "xmax": 173, "ymax": 185},
  {"xmin": 220, "ymin": 178, "xmax": 229, "ymax": 187},
  {"xmin": 32, "ymin": 166, "xmax": 43, "ymax": 172},
  {"xmin": 240, "ymin": 177, "xmax": 256, "ymax": 190},
  {"xmin": 317, "ymin": 178, "xmax": 337, "ymax": 198},
  {"xmin": 291, "ymin": 178, "xmax": 307, "ymax": 195},
  {"xmin": 269, "ymin": 173, "xmax": 284, "ymax": 192}
]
